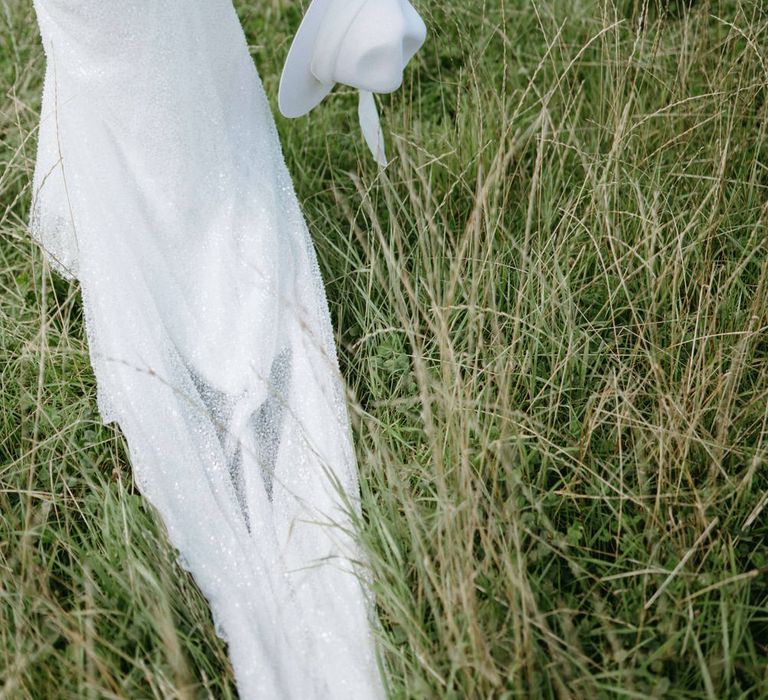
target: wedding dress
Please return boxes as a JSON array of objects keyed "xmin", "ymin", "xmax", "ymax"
[{"xmin": 30, "ymin": 1, "xmax": 386, "ymax": 697}]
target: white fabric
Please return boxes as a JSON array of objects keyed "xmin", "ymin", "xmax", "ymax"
[
  {"xmin": 29, "ymin": 2, "xmax": 386, "ymax": 698},
  {"xmin": 358, "ymin": 91, "xmax": 387, "ymax": 166},
  {"xmin": 278, "ymin": 0, "xmax": 426, "ymax": 164},
  {"xmin": 324, "ymin": 0, "xmax": 426, "ymax": 93},
  {"xmin": 310, "ymin": 0, "xmax": 369, "ymax": 85}
]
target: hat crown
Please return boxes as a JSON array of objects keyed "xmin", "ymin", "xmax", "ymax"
[
  {"xmin": 278, "ymin": 0, "xmax": 427, "ymax": 165},
  {"xmin": 310, "ymin": 0, "xmax": 426, "ymax": 93}
]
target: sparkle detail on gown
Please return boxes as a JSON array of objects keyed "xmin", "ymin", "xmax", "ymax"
[{"xmin": 29, "ymin": 2, "xmax": 385, "ymax": 698}]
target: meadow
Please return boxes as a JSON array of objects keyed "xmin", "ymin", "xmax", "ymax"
[{"xmin": 1, "ymin": 0, "xmax": 767, "ymax": 697}]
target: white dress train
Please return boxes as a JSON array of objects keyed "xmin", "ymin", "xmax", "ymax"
[{"xmin": 30, "ymin": 2, "xmax": 385, "ymax": 698}]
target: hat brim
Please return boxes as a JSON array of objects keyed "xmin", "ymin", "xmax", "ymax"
[{"xmin": 278, "ymin": 0, "xmax": 336, "ymax": 118}]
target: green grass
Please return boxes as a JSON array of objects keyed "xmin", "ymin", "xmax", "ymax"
[{"xmin": 2, "ymin": 0, "xmax": 768, "ymax": 697}]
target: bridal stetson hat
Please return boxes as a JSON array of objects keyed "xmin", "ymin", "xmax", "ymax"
[{"xmin": 278, "ymin": 0, "xmax": 427, "ymax": 165}]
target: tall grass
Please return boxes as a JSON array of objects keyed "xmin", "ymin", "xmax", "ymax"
[{"xmin": 2, "ymin": 0, "xmax": 767, "ymax": 698}]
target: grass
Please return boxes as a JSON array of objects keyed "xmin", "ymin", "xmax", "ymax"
[{"xmin": 2, "ymin": 0, "xmax": 768, "ymax": 697}]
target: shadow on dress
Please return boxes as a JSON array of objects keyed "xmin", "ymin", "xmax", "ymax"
[{"xmin": 186, "ymin": 346, "xmax": 293, "ymax": 532}]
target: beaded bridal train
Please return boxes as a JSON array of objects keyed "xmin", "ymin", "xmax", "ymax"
[{"xmin": 30, "ymin": 1, "xmax": 385, "ymax": 697}]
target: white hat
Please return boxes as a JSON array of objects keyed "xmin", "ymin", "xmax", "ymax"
[{"xmin": 278, "ymin": 0, "xmax": 427, "ymax": 165}]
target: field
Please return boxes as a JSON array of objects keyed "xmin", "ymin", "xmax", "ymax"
[{"xmin": 1, "ymin": 0, "xmax": 767, "ymax": 697}]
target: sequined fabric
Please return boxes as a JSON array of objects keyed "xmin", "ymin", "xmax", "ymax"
[{"xmin": 29, "ymin": 2, "xmax": 385, "ymax": 697}]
